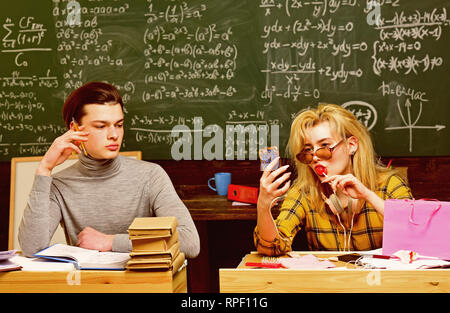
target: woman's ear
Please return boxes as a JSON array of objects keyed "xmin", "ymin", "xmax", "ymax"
[{"xmin": 347, "ymin": 136, "xmax": 358, "ymax": 156}]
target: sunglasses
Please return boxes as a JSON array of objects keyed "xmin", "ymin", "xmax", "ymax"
[{"xmin": 296, "ymin": 139, "xmax": 344, "ymax": 164}]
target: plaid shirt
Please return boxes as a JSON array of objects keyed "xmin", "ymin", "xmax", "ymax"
[{"xmin": 254, "ymin": 174, "xmax": 413, "ymax": 255}]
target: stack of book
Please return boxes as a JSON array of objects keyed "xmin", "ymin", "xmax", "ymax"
[{"xmin": 126, "ymin": 216, "xmax": 185, "ymax": 272}]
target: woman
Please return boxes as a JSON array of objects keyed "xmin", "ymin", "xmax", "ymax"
[
  {"xmin": 19, "ymin": 82, "xmax": 200, "ymax": 258},
  {"xmin": 255, "ymin": 103, "xmax": 412, "ymax": 255}
]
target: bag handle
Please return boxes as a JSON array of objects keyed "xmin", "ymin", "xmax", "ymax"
[{"xmin": 408, "ymin": 198, "xmax": 442, "ymax": 226}]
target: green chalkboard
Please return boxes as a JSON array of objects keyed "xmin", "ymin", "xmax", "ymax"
[{"xmin": 0, "ymin": 0, "xmax": 449, "ymax": 161}]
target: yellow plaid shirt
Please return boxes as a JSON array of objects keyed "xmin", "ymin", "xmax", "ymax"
[{"xmin": 254, "ymin": 174, "xmax": 413, "ymax": 255}]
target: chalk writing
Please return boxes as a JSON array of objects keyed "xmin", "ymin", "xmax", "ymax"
[{"xmin": 0, "ymin": 0, "xmax": 448, "ymax": 159}]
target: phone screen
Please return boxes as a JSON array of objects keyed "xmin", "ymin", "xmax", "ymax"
[{"xmin": 259, "ymin": 146, "xmax": 279, "ymax": 171}]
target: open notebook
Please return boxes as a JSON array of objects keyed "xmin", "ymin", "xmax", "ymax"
[{"xmin": 34, "ymin": 244, "xmax": 130, "ymax": 270}]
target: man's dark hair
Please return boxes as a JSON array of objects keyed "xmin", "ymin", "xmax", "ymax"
[{"xmin": 62, "ymin": 82, "xmax": 123, "ymax": 129}]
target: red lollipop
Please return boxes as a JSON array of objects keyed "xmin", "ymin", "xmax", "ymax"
[{"xmin": 315, "ymin": 166, "xmax": 327, "ymax": 177}]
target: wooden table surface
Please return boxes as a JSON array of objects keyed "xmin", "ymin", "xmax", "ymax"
[
  {"xmin": 184, "ymin": 195, "xmax": 258, "ymax": 220},
  {"xmin": 181, "ymin": 191, "xmax": 278, "ymax": 221},
  {"xmin": 219, "ymin": 252, "xmax": 450, "ymax": 293},
  {"xmin": 0, "ymin": 266, "xmax": 187, "ymax": 293}
]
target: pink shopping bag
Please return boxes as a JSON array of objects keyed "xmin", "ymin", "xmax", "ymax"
[{"xmin": 382, "ymin": 199, "xmax": 450, "ymax": 260}]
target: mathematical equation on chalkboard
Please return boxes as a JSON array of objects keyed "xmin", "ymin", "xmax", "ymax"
[{"xmin": 0, "ymin": 0, "xmax": 448, "ymax": 159}]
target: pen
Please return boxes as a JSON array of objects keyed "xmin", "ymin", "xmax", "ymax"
[
  {"xmin": 245, "ymin": 262, "xmax": 282, "ymax": 268},
  {"xmin": 364, "ymin": 254, "xmax": 400, "ymax": 261},
  {"xmin": 371, "ymin": 255, "xmax": 395, "ymax": 260},
  {"xmin": 72, "ymin": 117, "xmax": 88, "ymax": 156}
]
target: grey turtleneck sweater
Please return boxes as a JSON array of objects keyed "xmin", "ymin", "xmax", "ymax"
[{"xmin": 18, "ymin": 154, "xmax": 200, "ymax": 258}]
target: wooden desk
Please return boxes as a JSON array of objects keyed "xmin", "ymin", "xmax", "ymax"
[
  {"xmin": 181, "ymin": 189, "xmax": 279, "ymax": 221},
  {"xmin": 0, "ymin": 267, "xmax": 187, "ymax": 293},
  {"xmin": 184, "ymin": 194, "xmax": 258, "ymax": 221},
  {"xmin": 219, "ymin": 252, "xmax": 450, "ymax": 293}
]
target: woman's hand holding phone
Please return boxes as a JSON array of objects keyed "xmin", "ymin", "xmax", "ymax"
[{"xmin": 257, "ymin": 157, "xmax": 291, "ymax": 212}]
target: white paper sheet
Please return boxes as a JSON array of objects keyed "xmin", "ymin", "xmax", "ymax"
[{"xmin": 10, "ymin": 255, "xmax": 75, "ymax": 271}]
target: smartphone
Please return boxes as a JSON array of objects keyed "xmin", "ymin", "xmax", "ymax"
[
  {"xmin": 259, "ymin": 146, "xmax": 280, "ymax": 171},
  {"xmin": 259, "ymin": 146, "xmax": 290, "ymax": 191},
  {"xmin": 72, "ymin": 118, "xmax": 88, "ymax": 156}
]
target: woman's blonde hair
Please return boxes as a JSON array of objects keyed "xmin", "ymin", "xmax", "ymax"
[{"xmin": 287, "ymin": 103, "xmax": 395, "ymax": 211}]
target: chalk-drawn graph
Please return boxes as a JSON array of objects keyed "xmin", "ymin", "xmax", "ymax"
[{"xmin": 385, "ymin": 99, "xmax": 446, "ymax": 152}]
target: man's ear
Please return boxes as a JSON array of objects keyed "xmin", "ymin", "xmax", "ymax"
[{"xmin": 347, "ymin": 136, "xmax": 358, "ymax": 155}]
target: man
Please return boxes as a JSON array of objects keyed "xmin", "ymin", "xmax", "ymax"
[{"xmin": 19, "ymin": 82, "xmax": 200, "ymax": 258}]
